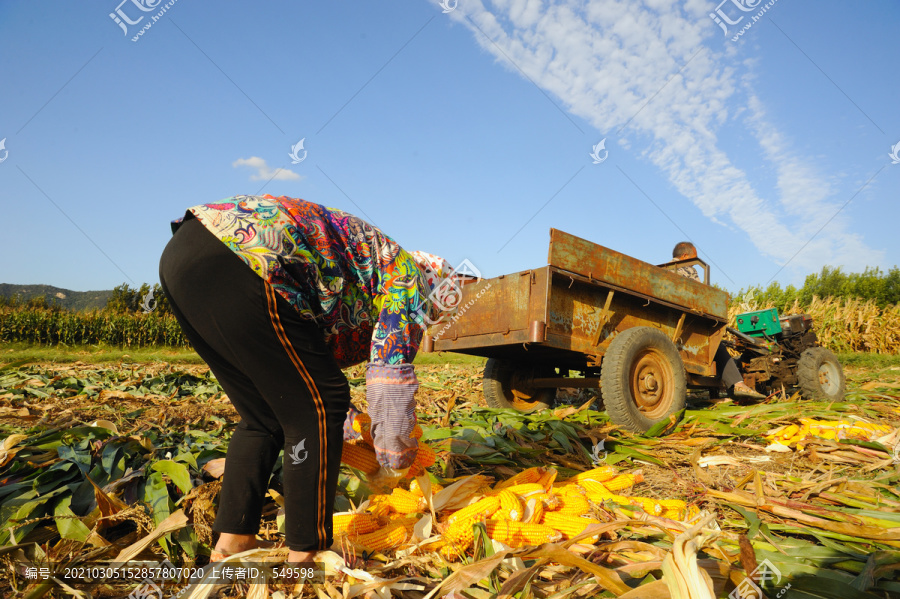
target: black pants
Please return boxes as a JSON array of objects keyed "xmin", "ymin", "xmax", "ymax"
[{"xmin": 158, "ymin": 216, "xmax": 351, "ymax": 551}]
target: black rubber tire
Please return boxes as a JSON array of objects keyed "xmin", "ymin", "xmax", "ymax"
[
  {"xmin": 600, "ymin": 327, "xmax": 687, "ymax": 433},
  {"xmin": 797, "ymin": 347, "xmax": 845, "ymax": 401},
  {"xmin": 482, "ymin": 358, "xmax": 553, "ymax": 412}
]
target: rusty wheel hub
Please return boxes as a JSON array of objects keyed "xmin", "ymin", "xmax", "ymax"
[{"xmin": 629, "ymin": 350, "xmax": 674, "ymax": 417}]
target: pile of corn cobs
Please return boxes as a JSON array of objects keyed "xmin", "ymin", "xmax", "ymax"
[{"xmin": 339, "ymin": 412, "xmax": 698, "ymax": 560}]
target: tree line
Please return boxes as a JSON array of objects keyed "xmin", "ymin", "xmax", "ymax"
[
  {"xmin": 733, "ymin": 265, "xmax": 900, "ymax": 312},
  {"xmin": 0, "ymin": 283, "xmax": 174, "ymax": 317}
]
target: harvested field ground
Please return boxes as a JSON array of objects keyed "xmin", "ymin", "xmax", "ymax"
[{"xmin": 1, "ymin": 354, "xmax": 899, "ymax": 598}]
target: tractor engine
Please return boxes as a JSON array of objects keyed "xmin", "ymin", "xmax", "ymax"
[{"xmin": 731, "ymin": 309, "xmax": 820, "ymax": 392}]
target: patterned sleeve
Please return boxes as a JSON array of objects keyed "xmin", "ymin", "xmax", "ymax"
[
  {"xmin": 369, "ymin": 249, "xmax": 429, "ymax": 365},
  {"xmin": 677, "ymin": 266, "xmax": 701, "ymax": 281}
]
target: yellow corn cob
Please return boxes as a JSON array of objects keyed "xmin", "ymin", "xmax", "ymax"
[
  {"xmin": 616, "ymin": 496, "xmax": 664, "ymax": 516},
  {"xmin": 447, "ymin": 495, "xmax": 501, "ymax": 525},
  {"xmin": 367, "ymin": 501, "xmax": 392, "ymax": 523},
  {"xmin": 684, "ymin": 505, "xmax": 701, "ymax": 521},
  {"xmin": 439, "ymin": 542, "xmax": 464, "ymax": 561},
  {"xmin": 333, "ymin": 512, "xmax": 380, "ymax": 537},
  {"xmin": 537, "ymin": 467, "xmax": 558, "ymax": 488},
  {"xmin": 567, "ymin": 465, "xmax": 617, "ymax": 484},
  {"xmin": 388, "ymin": 487, "xmax": 426, "ymax": 514},
  {"xmin": 498, "ymin": 483, "xmax": 545, "ymax": 498},
  {"xmin": 656, "ymin": 499, "xmax": 687, "ymax": 510},
  {"xmin": 555, "ymin": 483, "xmax": 587, "ymax": 497},
  {"xmin": 536, "ymin": 492, "xmax": 560, "ymax": 510},
  {"xmin": 352, "ymin": 412, "xmax": 371, "ymax": 433},
  {"xmin": 600, "ymin": 471, "xmax": 644, "ymax": 493},
  {"xmin": 484, "ymin": 519, "xmax": 562, "ymax": 548},
  {"xmin": 636, "ymin": 497, "xmax": 664, "ymax": 516},
  {"xmin": 577, "ymin": 480, "xmax": 663, "ymax": 516},
  {"xmin": 352, "ymin": 413, "xmax": 374, "ymax": 444},
  {"xmin": 388, "ymin": 513, "xmax": 420, "ymax": 535},
  {"xmin": 414, "ymin": 443, "xmax": 436, "ymax": 467},
  {"xmin": 419, "ymin": 538, "xmax": 447, "ymax": 552},
  {"xmin": 341, "ymin": 440, "xmax": 380, "ymax": 474},
  {"xmin": 579, "ymin": 479, "xmax": 615, "ymax": 501},
  {"xmin": 541, "ymin": 512, "xmax": 603, "ymax": 541},
  {"xmin": 523, "ymin": 497, "xmax": 544, "ymax": 524},
  {"xmin": 553, "ymin": 493, "xmax": 591, "ymax": 516},
  {"xmin": 494, "ymin": 467, "xmax": 544, "ymax": 491},
  {"xmin": 443, "ymin": 518, "xmax": 477, "ymax": 547},
  {"xmin": 407, "ymin": 478, "xmax": 424, "ymax": 496},
  {"xmin": 497, "ymin": 490, "xmax": 523, "ymax": 522},
  {"xmin": 779, "ymin": 424, "xmax": 800, "ymax": 439},
  {"xmin": 662, "ymin": 507, "xmax": 686, "ymax": 520},
  {"xmin": 408, "ymin": 477, "xmax": 443, "ymax": 497},
  {"xmin": 411, "ymin": 424, "xmax": 423, "ymax": 439},
  {"xmin": 353, "ymin": 521, "xmax": 407, "ymax": 552}
]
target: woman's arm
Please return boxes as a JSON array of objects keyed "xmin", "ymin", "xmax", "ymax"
[{"xmin": 366, "ymin": 249, "xmax": 429, "ymax": 470}]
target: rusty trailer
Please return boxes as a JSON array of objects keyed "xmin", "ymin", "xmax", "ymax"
[{"xmin": 422, "ymin": 229, "xmax": 729, "ymax": 432}]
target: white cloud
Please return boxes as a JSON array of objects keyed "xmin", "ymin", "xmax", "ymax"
[
  {"xmin": 232, "ymin": 156, "xmax": 303, "ymax": 181},
  {"xmin": 450, "ymin": 0, "xmax": 881, "ymax": 273}
]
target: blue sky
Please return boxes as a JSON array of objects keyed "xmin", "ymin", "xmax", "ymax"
[{"xmin": 2, "ymin": 0, "xmax": 898, "ymax": 295}]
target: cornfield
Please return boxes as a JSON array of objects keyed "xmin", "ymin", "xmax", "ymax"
[
  {"xmin": 729, "ymin": 294, "xmax": 900, "ymax": 354},
  {"xmin": 3, "ymin": 293, "xmax": 896, "ymax": 354},
  {"xmin": 0, "ymin": 307, "xmax": 189, "ymax": 347}
]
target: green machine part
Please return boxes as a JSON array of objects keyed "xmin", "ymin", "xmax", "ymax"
[{"xmin": 735, "ymin": 308, "xmax": 782, "ymax": 337}]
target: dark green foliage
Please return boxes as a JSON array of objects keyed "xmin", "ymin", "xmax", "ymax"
[
  {"xmin": 106, "ymin": 283, "xmax": 173, "ymax": 317},
  {"xmin": 734, "ymin": 265, "xmax": 900, "ymax": 311},
  {"xmin": 0, "ymin": 284, "xmax": 112, "ymax": 311}
]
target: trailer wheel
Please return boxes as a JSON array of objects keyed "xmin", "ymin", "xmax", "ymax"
[
  {"xmin": 483, "ymin": 358, "xmax": 553, "ymax": 412},
  {"xmin": 798, "ymin": 347, "xmax": 845, "ymax": 400},
  {"xmin": 601, "ymin": 327, "xmax": 686, "ymax": 433}
]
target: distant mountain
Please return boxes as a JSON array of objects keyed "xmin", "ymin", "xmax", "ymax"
[{"xmin": 0, "ymin": 284, "xmax": 112, "ymax": 312}]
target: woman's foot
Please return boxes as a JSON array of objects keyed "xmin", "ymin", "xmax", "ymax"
[
  {"xmin": 211, "ymin": 533, "xmax": 265, "ymax": 562},
  {"xmin": 731, "ymin": 382, "xmax": 765, "ymax": 399}
]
